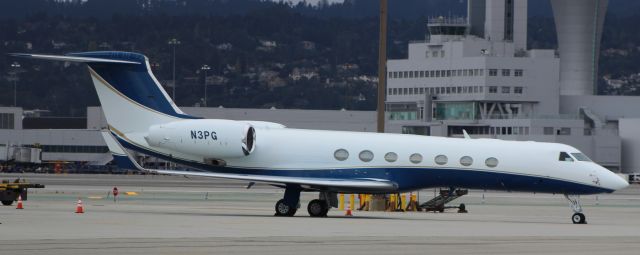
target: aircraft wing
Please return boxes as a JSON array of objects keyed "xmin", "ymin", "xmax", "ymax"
[
  {"xmin": 151, "ymin": 169, "xmax": 396, "ymax": 191},
  {"xmin": 100, "ymin": 130, "xmax": 397, "ymax": 192}
]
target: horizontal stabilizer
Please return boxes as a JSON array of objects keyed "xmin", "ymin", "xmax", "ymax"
[{"xmin": 9, "ymin": 53, "xmax": 141, "ymax": 64}]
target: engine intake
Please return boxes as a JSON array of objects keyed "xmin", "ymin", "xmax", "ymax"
[{"xmin": 242, "ymin": 125, "xmax": 256, "ymax": 156}]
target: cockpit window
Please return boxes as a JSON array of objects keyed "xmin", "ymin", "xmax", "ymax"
[
  {"xmin": 571, "ymin": 153, "xmax": 592, "ymax": 162},
  {"xmin": 559, "ymin": 152, "xmax": 574, "ymax": 162}
]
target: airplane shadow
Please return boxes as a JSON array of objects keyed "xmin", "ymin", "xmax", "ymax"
[{"xmin": 116, "ymin": 209, "xmax": 568, "ymax": 225}]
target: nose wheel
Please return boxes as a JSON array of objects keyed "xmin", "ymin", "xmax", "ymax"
[
  {"xmin": 572, "ymin": 212, "xmax": 586, "ymax": 224},
  {"xmin": 565, "ymin": 194, "xmax": 587, "ymax": 224}
]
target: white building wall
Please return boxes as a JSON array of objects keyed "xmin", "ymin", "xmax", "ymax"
[
  {"xmin": 551, "ymin": 0, "xmax": 609, "ymax": 96},
  {"xmin": 388, "ymin": 41, "xmax": 559, "ymax": 117},
  {"xmin": 0, "ymin": 129, "xmax": 109, "ymax": 163},
  {"xmin": 87, "ymin": 106, "xmax": 107, "ymax": 130},
  {"xmin": 484, "ymin": 0, "xmax": 506, "ymax": 43},
  {"xmin": 560, "ymin": 95, "xmax": 640, "ymax": 120},
  {"xmin": 0, "ymin": 107, "xmax": 23, "ymax": 130},
  {"xmin": 183, "ymin": 107, "xmax": 377, "ymax": 132},
  {"xmin": 468, "ymin": 0, "xmax": 486, "ymax": 37},
  {"xmin": 513, "ymin": 0, "xmax": 528, "ymax": 51},
  {"xmin": 619, "ymin": 119, "xmax": 640, "ymax": 173}
]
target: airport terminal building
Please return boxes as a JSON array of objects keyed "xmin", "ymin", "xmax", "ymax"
[
  {"xmin": 2, "ymin": 0, "xmax": 640, "ymax": 174},
  {"xmin": 385, "ymin": 0, "xmax": 640, "ymax": 173}
]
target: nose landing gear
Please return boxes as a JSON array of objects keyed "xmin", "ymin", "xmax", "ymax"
[
  {"xmin": 572, "ymin": 212, "xmax": 586, "ymax": 224},
  {"xmin": 565, "ymin": 194, "xmax": 587, "ymax": 224}
]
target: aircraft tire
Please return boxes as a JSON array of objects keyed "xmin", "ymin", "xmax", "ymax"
[
  {"xmin": 571, "ymin": 213, "xmax": 586, "ymax": 224},
  {"xmin": 307, "ymin": 199, "xmax": 328, "ymax": 217},
  {"xmin": 275, "ymin": 199, "xmax": 296, "ymax": 217},
  {"xmin": 1, "ymin": 200, "xmax": 13, "ymax": 206}
]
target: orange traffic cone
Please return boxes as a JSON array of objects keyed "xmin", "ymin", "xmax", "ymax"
[
  {"xmin": 345, "ymin": 204, "xmax": 353, "ymax": 216},
  {"xmin": 75, "ymin": 199, "xmax": 84, "ymax": 214},
  {"xmin": 16, "ymin": 195, "xmax": 24, "ymax": 209}
]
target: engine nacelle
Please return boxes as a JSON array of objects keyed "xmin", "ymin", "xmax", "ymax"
[{"xmin": 145, "ymin": 119, "xmax": 256, "ymax": 159}]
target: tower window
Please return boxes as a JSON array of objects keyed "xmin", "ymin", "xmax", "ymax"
[
  {"xmin": 515, "ymin": 69, "xmax": 524, "ymax": 77},
  {"xmin": 514, "ymin": 87, "xmax": 523, "ymax": 94}
]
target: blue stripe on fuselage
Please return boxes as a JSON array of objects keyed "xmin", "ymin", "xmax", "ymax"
[
  {"xmin": 69, "ymin": 51, "xmax": 198, "ymax": 119},
  {"xmin": 113, "ymin": 132, "xmax": 614, "ymax": 195}
]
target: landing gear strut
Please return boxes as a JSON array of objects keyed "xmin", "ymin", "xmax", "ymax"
[
  {"xmin": 275, "ymin": 185, "xmax": 301, "ymax": 217},
  {"xmin": 565, "ymin": 194, "xmax": 586, "ymax": 224}
]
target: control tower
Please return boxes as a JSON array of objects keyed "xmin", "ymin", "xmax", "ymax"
[
  {"xmin": 551, "ymin": 0, "xmax": 609, "ymax": 95},
  {"xmin": 467, "ymin": 0, "xmax": 528, "ymax": 53}
]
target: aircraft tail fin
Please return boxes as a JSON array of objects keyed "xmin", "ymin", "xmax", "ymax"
[{"xmin": 12, "ymin": 52, "xmax": 199, "ymax": 134}]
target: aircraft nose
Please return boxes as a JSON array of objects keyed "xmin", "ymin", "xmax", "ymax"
[{"xmin": 602, "ymin": 171, "xmax": 629, "ymax": 191}]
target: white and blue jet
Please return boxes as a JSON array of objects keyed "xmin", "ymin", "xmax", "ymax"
[{"xmin": 13, "ymin": 51, "xmax": 629, "ymax": 224}]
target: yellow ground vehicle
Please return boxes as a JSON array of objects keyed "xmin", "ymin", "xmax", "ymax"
[{"xmin": 0, "ymin": 179, "xmax": 45, "ymax": 206}]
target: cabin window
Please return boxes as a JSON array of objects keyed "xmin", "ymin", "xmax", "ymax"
[
  {"xmin": 571, "ymin": 153, "xmax": 592, "ymax": 162},
  {"xmin": 559, "ymin": 152, "xmax": 574, "ymax": 162},
  {"xmin": 435, "ymin": 155, "xmax": 448, "ymax": 165},
  {"xmin": 334, "ymin": 149, "xmax": 349, "ymax": 161},
  {"xmin": 460, "ymin": 156, "xmax": 473, "ymax": 166},
  {"xmin": 409, "ymin": 153, "xmax": 423, "ymax": 164},
  {"xmin": 384, "ymin": 152, "xmax": 398, "ymax": 162},
  {"xmin": 359, "ymin": 150, "xmax": 374, "ymax": 162},
  {"xmin": 485, "ymin": 157, "xmax": 499, "ymax": 168}
]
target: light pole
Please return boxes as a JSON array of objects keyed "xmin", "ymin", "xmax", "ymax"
[
  {"xmin": 10, "ymin": 62, "xmax": 20, "ymax": 107},
  {"xmin": 377, "ymin": 0, "xmax": 388, "ymax": 133},
  {"xmin": 201, "ymin": 64, "xmax": 211, "ymax": 107},
  {"xmin": 168, "ymin": 38, "xmax": 181, "ymax": 101}
]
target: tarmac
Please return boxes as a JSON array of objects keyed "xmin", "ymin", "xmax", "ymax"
[{"xmin": 1, "ymin": 173, "xmax": 639, "ymax": 255}]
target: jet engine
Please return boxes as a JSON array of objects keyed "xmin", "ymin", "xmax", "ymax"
[{"xmin": 145, "ymin": 119, "xmax": 256, "ymax": 159}]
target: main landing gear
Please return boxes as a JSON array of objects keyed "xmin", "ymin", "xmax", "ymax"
[
  {"xmin": 274, "ymin": 185, "xmax": 301, "ymax": 216},
  {"xmin": 274, "ymin": 185, "xmax": 334, "ymax": 217},
  {"xmin": 307, "ymin": 199, "xmax": 329, "ymax": 217},
  {"xmin": 565, "ymin": 194, "xmax": 586, "ymax": 224}
]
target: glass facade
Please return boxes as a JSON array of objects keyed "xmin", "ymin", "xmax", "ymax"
[
  {"xmin": 389, "ymin": 111, "xmax": 418, "ymax": 121},
  {"xmin": 402, "ymin": 126, "xmax": 429, "ymax": 135},
  {"xmin": 434, "ymin": 102, "xmax": 476, "ymax": 120},
  {"xmin": 0, "ymin": 113, "xmax": 15, "ymax": 129},
  {"xmin": 42, "ymin": 145, "xmax": 109, "ymax": 154}
]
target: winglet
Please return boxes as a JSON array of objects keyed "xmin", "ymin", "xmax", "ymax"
[{"xmin": 462, "ymin": 129, "xmax": 471, "ymax": 139}]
